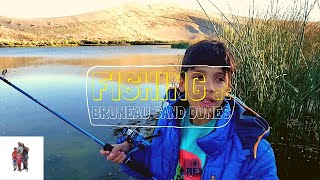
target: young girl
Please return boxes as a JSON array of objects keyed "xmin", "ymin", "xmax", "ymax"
[
  {"xmin": 16, "ymin": 150, "xmax": 23, "ymax": 172},
  {"xmin": 100, "ymin": 40, "xmax": 278, "ymax": 179}
]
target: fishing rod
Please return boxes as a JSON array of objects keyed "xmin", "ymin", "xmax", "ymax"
[
  {"xmin": 0, "ymin": 69, "xmax": 152, "ymax": 176},
  {"xmin": 0, "ymin": 69, "xmax": 112, "ymax": 149}
]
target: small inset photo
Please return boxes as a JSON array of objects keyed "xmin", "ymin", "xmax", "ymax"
[{"xmin": 0, "ymin": 136, "xmax": 44, "ymax": 180}]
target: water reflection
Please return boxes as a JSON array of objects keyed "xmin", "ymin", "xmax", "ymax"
[
  {"xmin": 0, "ymin": 54, "xmax": 181, "ymax": 75},
  {"xmin": 0, "ymin": 45, "xmax": 185, "ymax": 58},
  {"xmin": 0, "ymin": 46, "xmax": 183, "ymax": 179}
]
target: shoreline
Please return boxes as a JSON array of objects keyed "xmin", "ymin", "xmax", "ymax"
[{"xmin": 0, "ymin": 40, "xmax": 190, "ymax": 49}]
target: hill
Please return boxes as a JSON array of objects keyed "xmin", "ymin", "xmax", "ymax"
[{"xmin": 0, "ymin": 3, "xmax": 222, "ymax": 45}]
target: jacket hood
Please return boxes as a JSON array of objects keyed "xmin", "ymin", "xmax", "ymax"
[{"xmin": 230, "ymin": 97, "xmax": 270, "ymax": 158}]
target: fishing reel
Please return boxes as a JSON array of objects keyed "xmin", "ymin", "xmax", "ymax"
[
  {"xmin": 122, "ymin": 127, "xmax": 162, "ymax": 150},
  {"xmin": 122, "ymin": 127, "xmax": 151, "ymax": 150}
]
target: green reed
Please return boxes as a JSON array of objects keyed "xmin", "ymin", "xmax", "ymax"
[{"xmin": 199, "ymin": 0, "xmax": 320, "ymax": 178}]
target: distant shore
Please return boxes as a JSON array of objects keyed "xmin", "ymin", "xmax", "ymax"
[{"xmin": 0, "ymin": 40, "xmax": 191, "ymax": 49}]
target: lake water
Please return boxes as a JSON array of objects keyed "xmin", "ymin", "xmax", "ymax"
[
  {"xmin": 0, "ymin": 45, "xmax": 185, "ymax": 58},
  {"xmin": 0, "ymin": 45, "xmax": 185, "ymax": 179}
]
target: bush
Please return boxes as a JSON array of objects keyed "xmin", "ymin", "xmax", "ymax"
[{"xmin": 171, "ymin": 41, "xmax": 191, "ymax": 49}]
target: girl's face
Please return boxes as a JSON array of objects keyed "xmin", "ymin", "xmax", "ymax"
[{"xmin": 179, "ymin": 66, "xmax": 230, "ymax": 120}]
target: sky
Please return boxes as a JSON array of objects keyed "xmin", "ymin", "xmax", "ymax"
[{"xmin": 0, "ymin": 0, "xmax": 319, "ymax": 21}]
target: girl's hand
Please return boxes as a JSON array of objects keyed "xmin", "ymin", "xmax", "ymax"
[{"xmin": 100, "ymin": 141, "xmax": 131, "ymax": 164}]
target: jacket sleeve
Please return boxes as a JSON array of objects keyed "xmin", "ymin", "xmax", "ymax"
[
  {"xmin": 117, "ymin": 136, "xmax": 153, "ymax": 180},
  {"xmin": 247, "ymin": 139, "xmax": 279, "ymax": 180}
]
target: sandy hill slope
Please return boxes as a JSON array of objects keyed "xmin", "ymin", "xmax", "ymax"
[{"xmin": 0, "ymin": 3, "xmax": 222, "ymax": 43}]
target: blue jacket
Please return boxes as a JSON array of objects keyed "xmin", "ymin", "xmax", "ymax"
[{"xmin": 118, "ymin": 92, "xmax": 278, "ymax": 180}]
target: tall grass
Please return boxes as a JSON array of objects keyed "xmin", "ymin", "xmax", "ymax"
[{"xmin": 202, "ymin": 1, "xmax": 320, "ymax": 179}]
